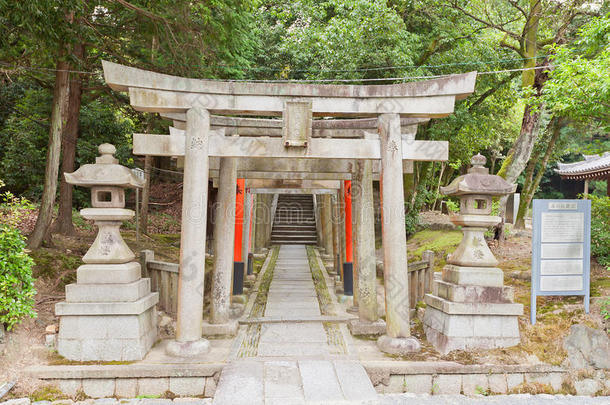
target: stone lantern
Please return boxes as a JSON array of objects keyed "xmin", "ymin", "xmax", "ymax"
[
  {"xmin": 423, "ymin": 153, "xmax": 523, "ymax": 354},
  {"xmin": 56, "ymin": 144, "xmax": 159, "ymax": 361}
]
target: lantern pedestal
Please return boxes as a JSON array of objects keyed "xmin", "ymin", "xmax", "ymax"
[
  {"xmin": 56, "ymin": 144, "xmax": 158, "ymax": 361},
  {"xmin": 422, "ymin": 154, "xmax": 522, "ymax": 354}
]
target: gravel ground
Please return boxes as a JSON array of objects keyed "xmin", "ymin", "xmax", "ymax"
[
  {"xmin": 375, "ymin": 393, "xmax": 610, "ymax": 405},
  {"xmin": 3, "ymin": 395, "xmax": 610, "ymax": 405}
]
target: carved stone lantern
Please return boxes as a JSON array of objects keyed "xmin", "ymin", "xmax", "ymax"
[
  {"xmin": 56, "ymin": 144, "xmax": 159, "ymax": 361},
  {"xmin": 423, "ymin": 154, "xmax": 523, "ymax": 354}
]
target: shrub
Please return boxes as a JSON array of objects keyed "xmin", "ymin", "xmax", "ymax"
[
  {"xmin": 0, "ymin": 225, "xmax": 37, "ymax": 329},
  {"xmin": 0, "ymin": 180, "xmax": 36, "ymax": 329},
  {"xmin": 588, "ymin": 195, "xmax": 610, "ymax": 266}
]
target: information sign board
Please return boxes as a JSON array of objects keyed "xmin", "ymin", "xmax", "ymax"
[{"xmin": 531, "ymin": 199, "xmax": 590, "ymax": 324}]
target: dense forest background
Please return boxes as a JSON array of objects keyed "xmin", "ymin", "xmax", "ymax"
[{"xmin": 0, "ymin": 0, "xmax": 609, "ymax": 247}]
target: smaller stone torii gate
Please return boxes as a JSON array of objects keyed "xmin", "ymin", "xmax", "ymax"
[{"xmin": 101, "ymin": 61, "xmax": 477, "ymax": 357}]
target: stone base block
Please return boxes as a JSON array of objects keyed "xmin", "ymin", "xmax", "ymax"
[
  {"xmin": 442, "ymin": 265, "xmax": 504, "ymax": 287},
  {"xmin": 166, "ymin": 339, "xmax": 210, "ymax": 357},
  {"xmin": 377, "ymin": 335, "xmax": 421, "ymax": 355},
  {"xmin": 57, "ymin": 304, "xmax": 157, "ymax": 361},
  {"xmin": 423, "ymin": 304, "xmax": 521, "ymax": 355},
  {"xmin": 56, "ymin": 293, "xmax": 159, "ymax": 317},
  {"xmin": 424, "ymin": 294, "xmax": 523, "ymax": 315},
  {"xmin": 201, "ymin": 320, "xmax": 239, "ymax": 337},
  {"xmin": 65, "ymin": 279, "xmax": 150, "ymax": 302},
  {"xmin": 435, "ymin": 280, "xmax": 514, "ymax": 303},
  {"xmin": 232, "ymin": 294, "xmax": 247, "ymax": 304},
  {"xmin": 346, "ymin": 305, "xmax": 359, "ymax": 314},
  {"xmin": 348, "ymin": 319, "xmax": 386, "ymax": 336},
  {"xmin": 77, "ymin": 262, "xmax": 141, "ymax": 284}
]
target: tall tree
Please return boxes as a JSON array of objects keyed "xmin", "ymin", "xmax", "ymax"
[
  {"xmin": 443, "ymin": 0, "xmax": 600, "ymax": 227},
  {"xmin": 1, "ymin": 0, "xmax": 259, "ymax": 246},
  {"xmin": 54, "ymin": 42, "xmax": 85, "ymax": 235}
]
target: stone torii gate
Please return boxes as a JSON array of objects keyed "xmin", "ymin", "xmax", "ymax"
[{"xmin": 102, "ymin": 61, "xmax": 476, "ymax": 356}]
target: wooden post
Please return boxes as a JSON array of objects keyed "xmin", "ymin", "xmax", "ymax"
[
  {"xmin": 343, "ymin": 180, "xmax": 354, "ymax": 295},
  {"xmin": 422, "ymin": 250, "xmax": 435, "ymax": 294},
  {"xmin": 584, "ymin": 179, "xmax": 589, "ymax": 197},
  {"xmin": 233, "ymin": 178, "xmax": 245, "ymax": 295}
]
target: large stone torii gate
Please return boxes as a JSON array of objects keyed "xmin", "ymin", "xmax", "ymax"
[{"xmin": 102, "ymin": 61, "xmax": 476, "ymax": 357}]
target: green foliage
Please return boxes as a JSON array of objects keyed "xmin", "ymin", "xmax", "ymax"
[
  {"xmin": 544, "ymin": 13, "xmax": 610, "ymax": 128},
  {"xmin": 254, "ymin": 0, "xmax": 418, "ymax": 80},
  {"xmin": 601, "ymin": 296, "xmax": 610, "ymax": 321},
  {"xmin": 445, "ymin": 199, "xmax": 459, "ymax": 213},
  {"xmin": 0, "ymin": 88, "xmax": 135, "ymax": 204},
  {"xmin": 0, "ymin": 180, "xmax": 37, "ymax": 330},
  {"xmin": 588, "ymin": 195, "xmax": 610, "ymax": 266}
]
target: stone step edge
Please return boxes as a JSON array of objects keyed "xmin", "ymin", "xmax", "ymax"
[
  {"xmin": 26, "ymin": 360, "xmax": 566, "ymax": 381},
  {"xmin": 55, "ymin": 292, "xmax": 159, "ymax": 316},
  {"xmin": 362, "ymin": 360, "xmax": 566, "ymax": 376},
  {"xmin": 26, "ymin": 362, "xmax": 224, "ymax": 379},
  {"xmin": 239, "ymin": 315, "xmax": 357, "ymax": 324},
  {"xmin": 424, "ymin": 294, "xmax": 523, "ymax": 316}
]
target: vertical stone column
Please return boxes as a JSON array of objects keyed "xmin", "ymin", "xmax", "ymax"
[
  {"xmin": 357, "ymin": 160, "xmax": 384, "ymax": 324},
  {"xmin": 350, "ymin": 170, "xmax": 361, "ymax": 309},
  {"xmin": 330, "ymin": 192, "xmax": 340, "ymax": 276},
  {"xmin": 322, "ymin": 194, "xmax": 334, "ymax": 257},
  {"xmin": 339, "ymin": 184, "xmax": 347, "ymax": 266},
  {"xmin": 204, "ymin": 157, "xmax": 238, "ymax": 336},
  {"xmin": 314, "ymin": 194, "xmax": 323, "ymax": 250},
  {"xmin": 338, "ymin": 184, "xmax": 347, "ymax": 296},
  {"xmin": 322, "ymin": 194, "xmax": 335, "ymax": 258},
  {"xmin": 377, "ymin": 113, "xmax": 420, "ymax": 354},
  {"xmin": 254, "ymin": 194, "xmax": 272, "ymax": 252},
  {"xmin": 242, "ymin": 187, "xmax": 251, "ymax": 274},
  {"xmin": 167, "ymin": 107, "xmax": 211, "ymax": 357}
]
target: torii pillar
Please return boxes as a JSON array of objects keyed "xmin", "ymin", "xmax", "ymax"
[
  {"xmin": 203, "ymin": 157, "xmax": 239, "ymax": 337},
  {"xmin": 166, "ymin": 107, "xmax": 211, "ymax": 357},
  {"xmin": 343, "ymin": 180, "xmax": 354, "ymax": 296},
  {"xmin": 377, "ymin": 113, "xmax": 420, "ymax": 354}
]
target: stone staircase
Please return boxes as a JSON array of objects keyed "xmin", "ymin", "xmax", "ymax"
[{"xmin": 270, "ymin": 194, "xmax": 317, "ymax": 245}]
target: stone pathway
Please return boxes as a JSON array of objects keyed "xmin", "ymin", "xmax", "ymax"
[{"xmin": 213, "ymin": 245, "xmax": 377, "ymax": 404}]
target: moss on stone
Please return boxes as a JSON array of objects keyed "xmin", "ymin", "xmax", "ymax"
[
  {"xmin": 306, "ymin": 246, "xmax": 335, "ymax": 315},
  {"xmin": 30, "ymin": 385, "xmax": 67, "ymax": 401},
  {"xmin": 249, "ymin": 246, "xmax": 278, "ymax": 318}
]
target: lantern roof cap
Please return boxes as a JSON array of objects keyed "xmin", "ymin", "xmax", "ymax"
[
  {"xmin": 440, "ymin": 153, "xmax": 516, "ymax": 196},
  {"xmin": 64, "ymin": 144, "xmax": 144, "ymax": 188}
]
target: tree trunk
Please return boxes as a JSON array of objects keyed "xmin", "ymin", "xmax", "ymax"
[
  {"xmin": 140, "ymin": 155, "xmax": 152, "ymax": 234},
  {"xmin": 495, "ymin": 59, "xmax": 549, "ymax": 240},
  {"xmin": 514, "ymin": 116, "xmax": 564, "ymax": 228},
  {"xmin": 27, "ymin": 57, "xmax": 70, "ymax": 249},
  {"xmin": 54, "ymin": 42, "xmax": 84, "ymax": 235}
]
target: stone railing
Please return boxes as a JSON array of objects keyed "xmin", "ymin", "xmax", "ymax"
[
  {"xmin": 407, "ymin": 250, "xmax": 435, "ymax": 308},
  {"xmin": 140, "ymin": 250, "xmax": 179, "ymax": 315}
]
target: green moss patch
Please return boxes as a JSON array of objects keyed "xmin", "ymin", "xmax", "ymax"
[
  {"xmin": 306, "ymin": 246, "xmax": 335, "ymax": 315},
  {"xmin": 407, "ymin": 229, "xmax": 462, "ymax": 271}
]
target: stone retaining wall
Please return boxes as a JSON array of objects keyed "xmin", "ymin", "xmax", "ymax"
[
  {"xmin": 28, "ymin": 361, "xmax": 575, "ymax": 398},
  {"xmin": 364, "ymin": 362, "xmax": 569, "ymax": 395},
  {"xmin": 26, "ymin": 364, "xmax": 223, "ymax": 399}
]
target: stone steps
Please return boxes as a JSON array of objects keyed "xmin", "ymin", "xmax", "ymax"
[
  {"xmin": 213, "ymin": 359, "xmax": 376, "ymax": 405},
  {"xmin": 271, "ymin": 194, "xmax": 318, "ymax": 245}
]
